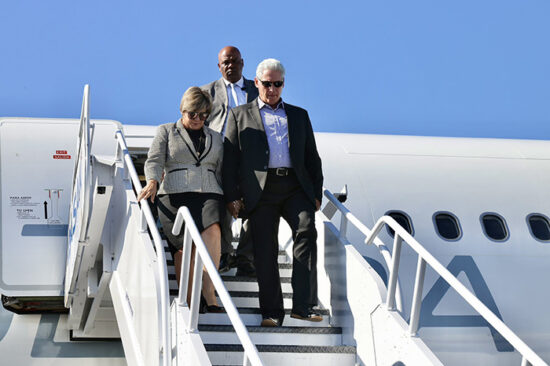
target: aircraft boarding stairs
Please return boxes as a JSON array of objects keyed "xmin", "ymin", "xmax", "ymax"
[
  {"xmin": 57, "ymin": 113, "xmax": 550, "ymax": 366},
  {"xmin": 1, "ymin": 86, "xmax": 548, "ymax": 366}
]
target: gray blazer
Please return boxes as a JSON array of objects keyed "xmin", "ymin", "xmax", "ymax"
[
  {"xmin": 200, "ymin": 78, "xmax": 259, "ymax": 133},
  {"xmin": 223, "ymin": 99, "xmax": 323, "ymax": 212},
  {"xmin": 144, "ymin": 122, "xmax": 224, "ymax": 195}
]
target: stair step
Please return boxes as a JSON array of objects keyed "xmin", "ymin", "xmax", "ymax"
[
  {"xmin": 169, "ymin": 289, "xmax": 294, "ymax": 305},
  {"xmin": 199, "ymin": 325, "xmax": 342, "ymax": 346},
  {"xmin": 199, "ymin": 311, "xmax": 330, "ymax": 327},
  {"xmin": 216, "ymin": 292, "xmax": 292, "ymax": 309},
  {"xmin": 167, "ymin": 273, "xmax": 291, "ymax": 283},
  {"xmin": 206, "ymin": 344, "xmax": 356, "ymax": 366},
  {"xmin": 221, "ymin": 275, "xmax": 290, "ymax": 283},
  {"xmin": 222, "ymin": 263, "xmax": 292, "ymax": 278},
  {"xmin": 222, "ymin": 278, "xmax": 291, "ymax": 292}
]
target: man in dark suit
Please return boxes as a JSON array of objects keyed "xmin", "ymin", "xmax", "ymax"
[
  {"xmin": 201, "ymin": 46, "xmax": 258, "ymax": 134},
  {"xmin": 223, "ymin": 58, "xmax": 324, "ymax": 327},
  {"xmin": 201, "ymin": 46, "xmax": 259, "ymax": 275}
]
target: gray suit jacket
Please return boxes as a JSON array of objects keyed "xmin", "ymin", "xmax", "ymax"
[
  {"xmin": 200, "ymin": 78, "xmax": 259, "ymax": 133},
  {"xmin": 144, "ymin": 122, "xmax": 224, "ymax": 195},
  {"xmin": 223, "ymin": 99, "xmax": 323, "ymax": 212}
]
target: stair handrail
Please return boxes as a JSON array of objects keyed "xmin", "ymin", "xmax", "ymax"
[
  {"xmin": 115, "ymin": 130, "xmax": 171, "ymax": 366},
  {"xmin": 365, "ymin": 215, "xmax": 547, "ymax": 366},
  {"xmin": 173, "ymin": 206, "xmax": 263, "ymax": 366},
  {"xmin": 323, "ymin": 188, "xmax": 404, "ymax": 312},
  {"xmin": 66, "ymin": 85, "xmax": 93, "ymax": 299}
]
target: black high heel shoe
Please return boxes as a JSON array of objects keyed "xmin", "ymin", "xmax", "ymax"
[
  {"xmin": 204, "ymin": 304, "xmax": 225, "ymax": 313},
  {"xmin": 199, "ymin": 295, "xmax": 225, "ymax": 313},
  {"xmin": 199, "ymin": 295, "xmax": 207, "ymax": 314}
]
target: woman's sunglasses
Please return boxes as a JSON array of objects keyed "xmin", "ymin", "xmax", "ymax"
[{"xmin": 186, "ymin": 111, "xmax": 209, "ymax": 121}]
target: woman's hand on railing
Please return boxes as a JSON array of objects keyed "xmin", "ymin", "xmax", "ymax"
[{"xmin": 137, "ymin": 180, "xmax": 158, "ymax": 202}]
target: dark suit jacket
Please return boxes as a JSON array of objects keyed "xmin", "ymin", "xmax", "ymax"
[
  {"xmin": 200, "ymin": 78, "xmax": 259, "ymax": 133},
  {"xmin": 223, "ymin": 99, "xmax": 323, "ymax": 212}
]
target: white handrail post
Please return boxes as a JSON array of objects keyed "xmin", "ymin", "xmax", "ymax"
[
  {"xmin": 339, "ymin": 212, "xmax": 348, "ymax": 239},
  {"xmin": 409, "ymin": 255, "xmax": 427, "ymax": 336},
  {"xmin": 386, "ymin": 234, "xmax": 403, "ymax": 310},
  {"xmin": 177, "ymin": 229, "xmax": 193, "ymax": 306},
  {"xmin": 188, "ymin": 250, "xmax": 203, "ymax": 331},
  {"xmin": 243, "ymin": 353, "xmax": 251, "ymax": 366},
  {"xmin": 521, "ymin": 357, "xmax": 532, "ymax": 366}
]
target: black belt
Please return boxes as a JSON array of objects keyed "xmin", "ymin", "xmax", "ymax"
[{"xmin": 268, "ymin": 167, "xmax": 293, "ymax": 176}]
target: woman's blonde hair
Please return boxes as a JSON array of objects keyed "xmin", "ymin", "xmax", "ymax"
[{"xmin": 179, "ymin": 86, "xmax": 212, "ymax": 114}]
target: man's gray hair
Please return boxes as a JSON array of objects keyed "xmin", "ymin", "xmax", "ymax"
[{"xmin": 256, "ymin": 58, "xmax": 286, "ymax": 79}]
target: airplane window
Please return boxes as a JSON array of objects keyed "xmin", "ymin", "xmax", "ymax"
[
  {"xmin": 527, "ymin": 215, "xmax": 550, "ymax": 242},
  {"xmin": 481, "ymin": 214, "xmax": 508, "ymax": 241},
  {"xmin": 434, "ymin": 213, "xmax": 461, "ymax": 240},
  {"xmin": 385, "ymin": 211, "xmax": 414, "ymax": 238}
]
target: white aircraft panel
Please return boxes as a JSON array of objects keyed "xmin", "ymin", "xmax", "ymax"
[{"xmin": 0, "ymin": 118, "xmax": 122, "ymax": 296}]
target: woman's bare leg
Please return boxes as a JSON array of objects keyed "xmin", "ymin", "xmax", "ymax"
[{"xmin": 201, "ymin": 223, "xmax": 221, "ymax": 306}]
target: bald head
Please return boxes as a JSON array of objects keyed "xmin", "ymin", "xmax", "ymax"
[{"xmin": 218, "ymin": 46, "xmax": 244, "ymax": 83}]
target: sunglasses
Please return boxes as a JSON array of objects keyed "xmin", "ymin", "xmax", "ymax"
[
  {"xmin": 259, "ymin": 80, "xmax": 284, "ymax": 88},
  {"xmin": 185, "ymin": 111, "xmax": 209, "ymax": 121}
]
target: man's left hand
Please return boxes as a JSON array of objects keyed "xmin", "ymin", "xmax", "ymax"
[{"xmin": 315, "ymin": 199, "xmax": 321, "ymax": 211}]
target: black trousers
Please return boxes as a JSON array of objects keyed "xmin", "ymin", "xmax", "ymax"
[
  {"xmin": 220, "ymin": 209, "xmax": 234, "ymax": 255},
  {"xmin": 220, "ymin": 210, "xmax": 255, "ymax": 266},
  {"xmin": 249, "ymin": 171, "xmax": 318, "ymax": 321}
]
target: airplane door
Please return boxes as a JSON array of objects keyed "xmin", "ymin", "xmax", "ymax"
[{"xmin": 0, "ymin": 118, "xmax": 79, "ymax": 296}]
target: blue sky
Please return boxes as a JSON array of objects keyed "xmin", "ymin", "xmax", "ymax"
[{"xmin": 1, "ymin": 1, "xmax": 549, "ymax": 139}]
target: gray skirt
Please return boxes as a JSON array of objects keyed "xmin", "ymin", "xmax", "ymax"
[{"xmin": 157, "ymin": 192, "xmax": 223, "ymax": 250}]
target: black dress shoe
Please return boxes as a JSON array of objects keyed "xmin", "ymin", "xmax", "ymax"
[
  {"xmin": 227, "ymin": 254, "xmax": 238, "ymax": 269},
  {"xmin": 218, "ymin": 253, "xmax": 232, "ymax": 273},
  {"xmin": 260, "ymin": 317, "xmax": 282, "ymax": 327},
  {"xmin": 235, "ymin": 261, "xmax": 256, "ymax": 277},
  {"xmin": 290, "ymin": 308, "xmax": 323, "ymax": 322}
]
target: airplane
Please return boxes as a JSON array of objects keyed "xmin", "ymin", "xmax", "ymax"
[{"xmin": 0, "ymin": 85, "xmax": 548, "ymax": 365}]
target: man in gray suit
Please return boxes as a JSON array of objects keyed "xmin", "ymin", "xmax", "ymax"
[
  {"xmin": 201, "ymin": 46, "xmax": 258, "ymax": 134},
  {"xmin": 223, "ymin": 58, "xmax": 324, "ymax": 327},
  {"xmin": 201, "ymin": 46, "xmax": 258, "ymax": 275}
]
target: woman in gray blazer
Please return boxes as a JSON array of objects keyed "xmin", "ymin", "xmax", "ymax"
[{"xmin": 138, "ymin": 87, "xmax": 224, "ymax": 313}]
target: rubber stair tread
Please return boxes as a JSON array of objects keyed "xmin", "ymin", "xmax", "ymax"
[
  {"xmin": 165, "ymin": 259, "xmax": 289, "ymax": 270},
  {"xmin": 169, "ymin": 289, "xmax": 293, "ymax": 297},
  {"xmin": 205, "ymin": 344, "xmax": 356, "ymax": 353},
  {"xmin": 167, "ymin": 274, "xmax": 291, "ymax": 282},
  {"xmin": 221, "ymin": 291, "xmax": 292, "ymax": 298},
  {"xmin": 201, "ymin": 307, "xmax": 329, "ymax": 315},
  {"xmin": 220, "ymin": 275, "xmax": 290, "ymax": 283},
  {"xmin": 199, "ymin": 324, "xmax": 341, "ymax": 334}
]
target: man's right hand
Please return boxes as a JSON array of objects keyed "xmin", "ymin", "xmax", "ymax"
[{"xmin": 226, "ymin": 199, "xmax": 243, "ymax": 218}]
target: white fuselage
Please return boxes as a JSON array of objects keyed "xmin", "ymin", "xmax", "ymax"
[{"xmin": 0, "ymin": 122, "xmax": 549, "ymax": 365}]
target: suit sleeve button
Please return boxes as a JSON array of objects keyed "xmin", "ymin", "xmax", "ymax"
[
  {"xmin": 264, "ymin": 166, "xmax": 267, "ymax": 170},
  {"xmin": 266, "ymin": 150, "xmax": 269, "ymax": 154}
]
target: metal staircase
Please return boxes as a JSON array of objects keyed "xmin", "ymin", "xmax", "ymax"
[{"xmin": 165, "ymin": 242, "xmax": 357, "ymax": 365}]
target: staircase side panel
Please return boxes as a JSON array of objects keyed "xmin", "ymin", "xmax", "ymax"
[
  {"xmin": 322, "ymin": 222, "xmax": 443, "ymax": 366},
  {"xmin": 108, "ymin": 167, "xmax": 161, "ymax": 366}
]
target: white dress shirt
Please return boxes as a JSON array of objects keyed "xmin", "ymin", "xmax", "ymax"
[
  {"xmin": 221, "ymin": 77, "xmax": 247, "ymax": 136},
  {"xmin": 258, "ymin": 98, "xmax": 292, "ymax": 168},
  {"xmin": 222, "ymin": 77, "xmax": 247, "ymax": 109}
]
